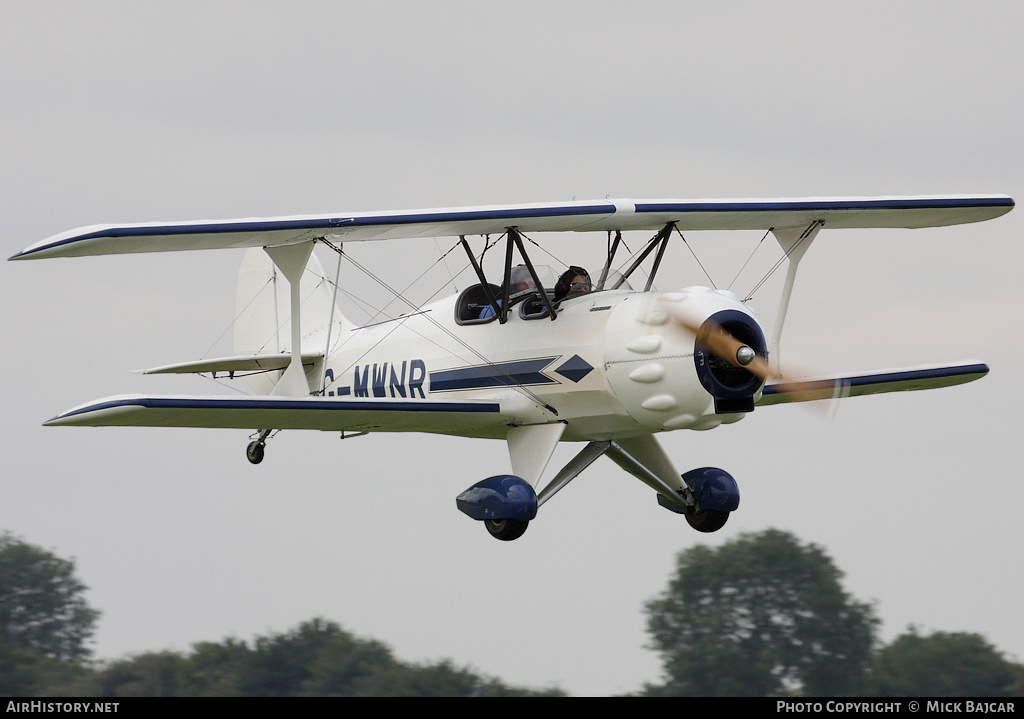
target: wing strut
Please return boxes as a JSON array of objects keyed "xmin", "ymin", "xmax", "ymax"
[
  {"xmin": 769, "ymin": 220, "xmax": 823, "ymax": 373},
  {"xmin": 318, "ymin": 240, "xmax": 344, "ymax": 395},
  {"xmin": 610, "ymin": 223, "xmax": 674, "ymax": 290},
  {"xmin": 459, "ymin": 235, "xmax": 501, "ymax": 319},
  {"xmin": 503, "ymin": 228, "xmax": 557, "ymax": 322},
  {"xmin": 596, "ymin": 230, "xmax": 622, "ymax": 290},
  {"xmin": 264, "ymin": 241, "xmax": 315, "ymax": 396}
]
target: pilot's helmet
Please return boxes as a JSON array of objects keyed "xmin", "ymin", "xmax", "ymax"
[
  {"xmin": 509, "ymin": 264, "xmax": 535, "ymax": 292},
  {"xmin": 555, "ymin": 266, "xmax": 592, "ymax": 300}
]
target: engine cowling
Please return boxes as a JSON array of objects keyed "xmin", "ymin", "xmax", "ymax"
[{"xmin": 603, "ymin": 288, "xmax": 767, "ymax": 431}]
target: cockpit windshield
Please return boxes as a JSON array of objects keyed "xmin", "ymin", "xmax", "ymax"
[
  {"xmin": 518, "ymin": 265, "xmax": 633, "ymax": 297},
  {"xmin": 511, "ymin": 264, "xmax": 559, "ymax": 298},
  {"xmin": 455, "ymin": 264, "xmax": 636, "ymax": 325},
  {"xmin": 596, "ymin": 270, "xmax": 632, "ymax": 292}
]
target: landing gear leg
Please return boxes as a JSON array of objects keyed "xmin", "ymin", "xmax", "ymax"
[{"xmin": 246, "ymin": 429, "xmax": 273, "ymax": 465}]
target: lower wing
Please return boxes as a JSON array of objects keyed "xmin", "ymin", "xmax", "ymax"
[
  {"xmin": 757, "ymin": 361, "xmax": 989, "ymax": 405},
  {"xmin": 44, "ymin": 394, "xmax": 504, "ymax": 435}
]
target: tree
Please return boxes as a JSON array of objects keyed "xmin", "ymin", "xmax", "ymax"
[
  {"xmin": 643, "ymin": 529, "xmax": 878, "ymax": 696},
  {"xmin": 94, "ymin": 651, "xmax": 186, "ymax": 697},
  {"xmin": 0, "ymin": 634, "xmax": 97, "ymax": 696},
  {"xmin": 868, "ymin": 628, "xmax": 1024, "ymax": 696},
  {"xmin": 239, "ymin": 618, "xmax": 389, "ymax": 696},
  {"xmin": 0, "ymin": 532, "xmax": 100, "ymax": 662},
  {"xmin": 90, "ymin": 618, "xmax": 566, "ymax": 696}
]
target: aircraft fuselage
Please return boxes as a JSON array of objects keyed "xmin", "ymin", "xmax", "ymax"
[{"xmin": 317, "ymin": 286, "xmax": 763, "ymax": 441}]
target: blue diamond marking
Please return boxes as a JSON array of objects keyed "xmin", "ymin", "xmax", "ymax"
[{"xmin": 555, "ymin": 354, "xmax": 594, "ymax": 383}]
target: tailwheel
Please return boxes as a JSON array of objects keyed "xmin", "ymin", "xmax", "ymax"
[
  {"xmin": 246, "ymin": 441, "xmax": 265, "ymax": 465},
  {"xmin": 685, "ymin": 508, "xmax": 729, "ymax": 533},
  {"xmin": 484, "ymin": 518, "xmax": 529, "ymax": 541},
  {"xmin": 246, "ymin": 428, "xmax": 274, "ymax": 464}
]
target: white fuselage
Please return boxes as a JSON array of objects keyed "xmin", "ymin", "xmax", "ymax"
[{"xmin": 316, "ymin": 286, "xmax": 760, "ymax": 441}]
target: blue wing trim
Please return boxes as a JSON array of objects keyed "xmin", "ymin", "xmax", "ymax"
[
  {"xmin": 47, "ymin": 395, "xmax": 501, "ymax": 424},
  {"xmin": 12, "ymin": 195, "xmax": 1013, "ymax": 261},
  {"xmin": 634, "ymin": 197, "xmax": 1014, "ymax": 215},
  {"xmin": 10, "ymin": 203, "xmax": 613, "ymax": 260}
]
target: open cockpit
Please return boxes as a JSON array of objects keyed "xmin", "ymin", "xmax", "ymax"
[{"xmin": 454, "ymin": 266, "xmax": 634, "ymax": 325}]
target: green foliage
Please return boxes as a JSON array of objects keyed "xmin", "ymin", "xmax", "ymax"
[
  {"xmin": 0, "ymin": 532, "xmax": 100, "ymax": 662},
  {"xmin": 4, "ymin": 527, "xmax": 1022, "ymax": 697},
  {"xmin": 0, "ymin": 635, "xmax": 96, "ymax": 696},
  {"xmin": 643, "ymin": 529, "xmax": 879, "ymax": 696},
  {"xmin": 868, "ymin": 628, "xmax": 1024, "ymax": 697},
  {"xmin": 94, "ymin": 651, "xmax": 186, "ymax": 697},
  {"xmin": 88, "ymin": 618, "xmax": 565, "ymax": 697}
]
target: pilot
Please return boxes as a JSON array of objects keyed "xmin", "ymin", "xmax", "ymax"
[
  {"xmin": 478, "ymin": 264, "xmax": 535, "ymax": 319},
  {"xmin": 554, "ymin": 266, "xmax": 592, "ymax": 302}
]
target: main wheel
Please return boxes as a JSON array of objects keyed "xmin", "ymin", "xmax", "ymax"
[
  {"xmin": 685, "ymin": 508, "xmax": 729, "ymax": 533},
  {"xmin": 246, "ymin": 441, "xmax": 265, "ymax": 465},
  {"xmin": 484, "ymin": 518, "xmax": 529, "ymax": 541}
]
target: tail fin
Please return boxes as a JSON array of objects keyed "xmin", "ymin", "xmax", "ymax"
[{"xmin": 234, "ymin": 247, "xmax": 348, "ymax": 394}]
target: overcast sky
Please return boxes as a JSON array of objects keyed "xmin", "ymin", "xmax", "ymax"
[{"xmin": 3, "ymin": 2, "xmax": 1023, "ymax": 696}]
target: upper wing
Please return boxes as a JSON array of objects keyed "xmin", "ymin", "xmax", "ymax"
[
  {"xmin": 44, "ymin": 394, "xmax": 504, "ymax": 435},
  {"xmin": 10, "ymin": 195, "xmax": 1013, "ymax": 260},
  {"xmin": 756, "ymin": 361, "xmax": 989, "ymax": 405}
]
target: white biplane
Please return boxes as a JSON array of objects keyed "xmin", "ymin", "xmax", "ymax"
[{"xmin": 11, "ymin": 195, "xmax": 1013, "ymax": 540}]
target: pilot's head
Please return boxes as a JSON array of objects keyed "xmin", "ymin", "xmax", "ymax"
[
  {"xmin": 509, "ymin": 264, "xmax": 535, "ymax": 293},
  {"xmin": 555, "ymin": 266, "xmax": 592, "ymax": 300}
]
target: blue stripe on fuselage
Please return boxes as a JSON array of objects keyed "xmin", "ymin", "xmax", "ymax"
[{"xmin": 429, "ymin": 357, "xmax": 559, "ymax": 392}]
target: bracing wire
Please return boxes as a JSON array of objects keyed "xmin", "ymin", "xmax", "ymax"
[
  {"xmin": 319, "ymin": 237, "xmax": 559, "ymax": 415},
  {"xmin": 198, "ymin": 275, "xmax": 276, "ymax": 360},
  {"xmin": 332, "ymin": 238, "xmax": 466, "ymax": 328},
  {"xmin": 726, "ymin": 228, "xmax": 772, "ymax": 294},
  {"xmin": 673, "ymin": 226, "xmax": 716, "ymax": 289},
  {"xmin": 742, "ymin": 226, "xmax": 814, "ymax": 301},
  {"xmin": 518, "ymin": 230, "xmax": 568, "ymax": 269}
]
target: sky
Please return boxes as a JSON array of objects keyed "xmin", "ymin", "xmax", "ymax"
[{"xmin": 2, "ymin": 2, "xmax": 1023, "ymax": 696}]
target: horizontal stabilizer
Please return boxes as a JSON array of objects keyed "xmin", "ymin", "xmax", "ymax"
[
  {"xmin": 757, "ymin": 362, "xmax": 989, "ymax": 405},
  {"xmin": 44, "ymin": 394, "xmax": 504, "ymax": 434},
  {"xmin": 11, "ymin": 195, "xmax": 1013, "ymax": 260},
  {"xmin": 136, "ymin": 353, "xmax": 323, "ymax": 376}
]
